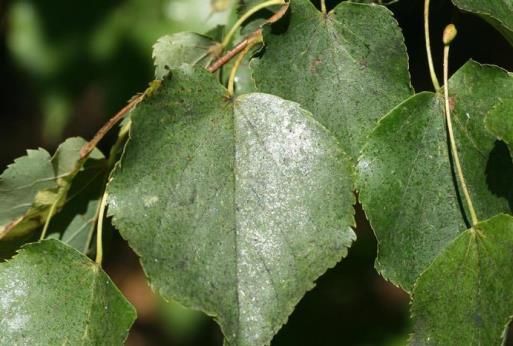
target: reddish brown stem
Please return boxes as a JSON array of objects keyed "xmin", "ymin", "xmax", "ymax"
[
  {"xmin": 79, "ymin": 94, "xmax": 144, "ymax": 159},
  {"xmin": 207, "ymin": 2, "xmax": 289, "ymax": 73},
  {"xmin": 81, "ymin": 2, "xmax": 289, "ymax": 159}
]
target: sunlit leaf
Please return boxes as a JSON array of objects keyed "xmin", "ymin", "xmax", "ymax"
[
  {"xmin": 251, "ymin": 0, "xmax": 412, "ymax": 159},
  {"xmin": 108, "ymin": 66, "xmax": 355, "ymax": 346}
]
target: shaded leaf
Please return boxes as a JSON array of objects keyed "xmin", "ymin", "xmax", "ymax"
[
  {"xmin": 486, "ymin": 97, "xmax": 513, "ymax": 154},
  {"xmin": 452, "ymin": 0, "xmax": 513, "ymax": 46},
  {"xmin": 357, "ymin": 61, "xmax": 513, "ymax": 291},
  {"xmin": 251, "ymin": 0, "xmax": 412, "ymax": 159},
  {"xmin": 108, "ymin": 66, "xmax": 355, "ymax": 346},
  {"xmin": 47, "ymin": 158, "xmax": 109, "ymax": 253},
  {"xmin": 152, "ymin": 32, "xmax": 220, "ymax": 79},
  {"xmin": 0, "ymin": 239, "xmax": 135, "ymax": 345},
  {"xmin": 0, "ymin": 137, "xmax": 104, "ymax": 239},
  {"xmin": 411, "ymin": 213, "xmax": 513, "ymax": 345}
]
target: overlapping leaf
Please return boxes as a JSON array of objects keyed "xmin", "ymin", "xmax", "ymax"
[
  {"xmin": 0, "ymin": 137, "xmax": 104, "ymax": 239},
  {"xmin": 46, "ymin": 158, "xmax": 109, "ymax": 253},
  {"xmin": 411, "ymin": 214, "xmax": 513, "ymax": 345},
  {"xmin": 251, "ymin": 0, "xmax": 412, "ymax": 159},
  {"xmin": 0, "ymin": 239, "xmax": 135, "ymax": 344},
  {"xmin": 108, "ymin": 66, "xmax": 355, "ymax": 346},
  {"xmin": 452, "ymin": 0, "xmax": 513, "ymax": 46},
  {"xmin": 152, "ymin": 32, "xmax": 220, "ymax": 79},
  {"xmin": 357, "ymin": 61, "xmax": 513, "ymax": 291}
]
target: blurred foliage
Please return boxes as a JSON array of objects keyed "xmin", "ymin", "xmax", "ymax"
[{"xmin": 6, "ymin": 0, "xmax": 236, "ymax": 144}]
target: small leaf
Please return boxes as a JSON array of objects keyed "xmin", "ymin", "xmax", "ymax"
[
  {"xmin": 47, "ymin": 158, "xmax": 109, "ymax": 253},
  {"xmin": 0, "ymin": 239, "xmax": 135, "ymax": 344},
  {"xmin": 452, "ymin": 0, "xmax": 513, "ymax": 46},
  {"xmin": 251, "ymin": 0, "xmax": 413, "ymax": 159},
  {"xmin": 152, "ymin": 32, "xmax": 220, "ymax": 79},
  {"xmin": 486, "ymin": 97, "xmax": 513, "ymax": 155},
  {"xmin": 411, "ymin": 213, "xmax": 513, "ymax": 345},
  {"xmin": 0, "ymin": 137, "xmax": 104, "ymax": 239},
  {"xmin": 108, "ymin": 66, "xmax": 355, "ymax": 346},
  {"xmin": 357, "ymin": 61, "xmax": 513, "ymax": 291}
]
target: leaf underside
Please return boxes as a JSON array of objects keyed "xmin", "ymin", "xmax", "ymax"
[
  {"xmin": 411, "ymin": 213, "xmax": 513, "ymax": 345},
  {"xmin": 357, "ymin": 61, "xmax": 513, "ymax": 291},
  {"xmin": 251, "ymin": 0, "xmax": 413, "ymax": 160},
  {"xmin": 0, "ymin": 239, "xmax": 135, "ymax": 345},
  {"xmin": 108, "ymin": 66, "xmax": 355, "ymax": 346}
]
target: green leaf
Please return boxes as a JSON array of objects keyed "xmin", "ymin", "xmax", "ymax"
[
  {"xmin": 47, "ymin": 158, "xmax": 109, "ymax": 253},
  {"xmin": 0, "ymin": 149, "xmax": 56, "ymax": 235},
  {"xmin": 411, "ymin": 213, "xmax": 513, "ymax": 345},
  {"xmin": 357, "ymin": 61, "xmax": 513, "ymax": 291},
  {"xmin": 452, "ymin": 0, "xmax": 513, "ymax": 46},
  {"xmin": 152, "ymin": 32, "xmax": 220, "ymax": 79},
  {"xmin": 486, "ymin": 97, "xmax": 513, "ymax": 155},
  {"xmin": 0, "ymin": 239, "xmax": 135, "ymax": 344},
  {"xmin": 251, "ymin": 0, "xmax": 412, "ymax": 159},
  {"xmin": 0, "ymin": 137, "xmax": 104, "ymax": 239},
  {"xmin": 108, "ymin": 66, "xmax": 355, "ymax": 346}
]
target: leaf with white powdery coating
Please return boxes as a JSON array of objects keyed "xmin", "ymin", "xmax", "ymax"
[
  {"xmin": 357, "ymin": 61, "xmax": 513, "ymax": 292},
  {"xmin": 251, "ymin": 0, "xmax": 412, "ymax": 159},
  {"xmin": 451, "ymin": 0, "xmax": 513, "ymax": 47},
  {"xmin": 0, "ymin": 239, "xmax": 135, "ymax": 345},
  {"xmin": 108, "ymin": 66, "xmax": 355, "ymax": 346},
  {"xmin": 411, "ymin": 213, "xmax": 513, "ymax": 345}
]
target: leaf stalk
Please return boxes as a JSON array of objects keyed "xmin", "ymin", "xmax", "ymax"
[
  {"xmin": 95, "ymin": 192, "xmax": 108, "ymax": 265},
  {"xmin": 227, "ymin": 33, "xmax": 263, "ymax": 96},
  {"xmin": 320, "ymin": 0, "xmax": 327, "ymax": 14},
  {"xmin": 222, "ymin": 0, "xmax": 285, "ymax": 49},
  {"xmin": 424, "ymin": 0, "xmax": 441, "ymax": 91},
  {"xmin": 442, "ymin": 24, "xmax": 479, "ymax": 226}
]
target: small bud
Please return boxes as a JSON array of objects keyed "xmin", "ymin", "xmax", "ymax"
[
  {"xmin": 211, "ymin": 0, "xmax": 231, "ymax": 12},
  {"xmin": 443, "ymin": 24, "xmax": 457, "ymax": 45}
]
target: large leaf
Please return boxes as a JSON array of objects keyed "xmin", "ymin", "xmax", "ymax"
[
  {"xmin": 152, "ymin": 32, "xmax": 220, "ymax": 79},
  {"xmin": 0, "ymin": 239, "xmax": 135, "ymax": 344},
  {"xmin": 451, "ymin": 0, "xmax": 513, "ymax": 46},
  {"xmin": 357, "ymin": 61, "xmax": 513, "ymax": 291},
  {"xmin": 486, "ymin": 98, "xmax": 513, "ymax": 155},
  {"xmin": 108, "ymin": 66, "xmax": 355, "ymax": 346},
  {"xmin": 0, "ymin": 137, "xmax": 104, "ymax": 239},
  {"xmin": 411, "ymin": 213, "xmax": 513, "ymax": 345},
  {"xmin": 251, "ymin": 0, "xmax": 412, "ymax": 159}
]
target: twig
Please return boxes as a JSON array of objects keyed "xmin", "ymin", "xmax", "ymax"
[
  {"xmin": 79, "ymin": 94, "xmax": 144, "ymax": 159},
  {"xmin": 207, "ymin": 2, "xmax": 289, "ymax": 73}
]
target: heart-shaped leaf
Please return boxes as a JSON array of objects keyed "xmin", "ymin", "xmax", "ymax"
[
  {"xmin": 108, "ymin": 66, "xmax": 355, "ymax": 346},
  {"xmin": 0, "ymin": 239, "xmax": 135, "ymax": 344},
  {"xmin": 251, "ymin": 0, "xmax": 412, "ymax": 159},
  {"xmin": 411, "ymin": 213, "xmax": 513, "ymax": 345},
  {"xmin": 357, "ymin": 61, "xmax": 513, "ymax": 291}
]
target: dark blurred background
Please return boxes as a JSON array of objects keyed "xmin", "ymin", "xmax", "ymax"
[{"xmin": 1, "ymin": 0, "xmax": 513, "ymax": 345}]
